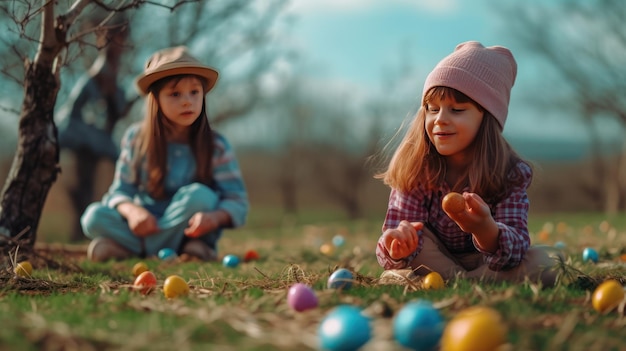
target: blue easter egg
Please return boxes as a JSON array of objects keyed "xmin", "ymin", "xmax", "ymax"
[
  {"xmin": 328, "ymin": 268, "xmax": 354, "ymax": 290},
  {"xmin": 332, "ymin": 235, "xmax": 346, "ymax": 247},
  {"xmin": 222, "ymin": 254, "xmax": 240, "ymax": 268},
  {"xmin": 319, "ymin": 305, "xmax": 371, "ymax": 351},
  {"xmin": 582, "ymin": 247, "xmax": 598, "ymax": 263},
  {"xmin": 554, "ymin": 241, "xmax": 566, "ymax": 249},
  {"xmin": 393, "ymin": 300, "xmax": 444, "ymax": 351},
  {"xmin": 158, "ymin": 248, "xmax": 177, "ymax": 261}
]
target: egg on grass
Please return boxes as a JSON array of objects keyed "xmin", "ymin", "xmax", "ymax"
[
  {"xmin": 287, "ymin": 283, "xmax": 318, "ymax": 312},
  {"xmin": 14, "ymin": 261, "xmax": 33, "ymax": 277},
  {"xmin": 163, "ymin": 275, "xmax": 190, "ymax": 298},
  {"xmin": 592, "ymin": 279, "xmax": 625, "ymax": 313},
  {"xmin": 133, "ymin": 271, "xmax": 157, "ymax": 295},
  {"xmin": 327, "ymin": 268, "xmax": 354, "ymax": 290},
  {"xmin": 318, "ymin": 305, "xmax": 371, "ymax": 351},
  {"xmin": 440, "ymin": 306, "xmax": 507, "ymax": 351},
  {"xmin": 393, "ymin": 300, "xmax": 444, "ymax": 351}
]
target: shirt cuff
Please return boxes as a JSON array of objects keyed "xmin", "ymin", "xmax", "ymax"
[
  {"xmin": 218, "ymin": 201, "xmax": 248, "ymax": 228},
  {"xmin": 105, "ymin": 194, "xmax": 134, "ymax": 209}
]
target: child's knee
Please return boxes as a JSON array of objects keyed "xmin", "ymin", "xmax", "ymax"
[
  {"xmin": 526, "ymin": 246, "xmax": 561, "ymax": 268},
  {"xmin": 176, "ymin": 182, "xmax": 219, "ymax": 212},
  {"xmin": 80, "ymin": 203, "xmax": 108, "ymax": 236},
  {"xmin": 524, "ymin": 246, "xmax": 562, "ymax": 287}
]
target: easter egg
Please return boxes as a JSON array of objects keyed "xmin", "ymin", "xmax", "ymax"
[
  {"xmin": 441, "ymin": 306, "xmax": 507, "ymax": 351},
  {"xmin": 133, "ymin": 271, "xmax": 157, "ymax": 295},
  {"xmin": 554, "ymin": 241, "xmax": 566, "ymax": 249},
  {"xmin": 287, "ymin": 283, "xmax": 318, "ymax": 312},
  {"xmin": 222, "ymin": 254, "xmax": 240, "ymax": 268},
  {"xmin": 319, "ymin": 305, "xmax": 371, "ymax": 351},
  {"xmin": 423, "ymin": 272, "xmax": 445, "ymax": 290},
  {"xmin": 592, "ymin": 279, "xmax": 625, "ymax": 313},
  {"xmin": 14, "ymin": 261, "xmax": 33, "ymax": 277},
  {"xmin": 163, "ymin": 275, "xmax": 190, "ymax": 298},
  {"xmin": 320, "ymin": 243, "xmax": 335, "ymax": 256},
  {"xmin": 393, "ymin": 300, "xmax": 444, "ymax": 351},
  {"xmin": 442, "ymin": 192, "xmax": 465, "ymax": 214},
  {"xmin": 332, "ymin": 235, "xmax": 346, "ymax": 247},
  {"xmin": 537, "ymin": 230, "xmax": 550, "ymax": 242},
  {"xmin": 327, "ymin": 268, "xmax": 354, "ymax": 290},
  {"xmin": 132, "ymin": 262, "xmax": 149, "ymax": 277},
  {"xmin": 244, "ymin": 249, "xmax": 260, "ymax": 262},
  {"xmin": 158, "ymin": 248, "xmax": 178, "ymax": 261},
  {"xmin": 582, "ymin": 247, "xmax": 599, "ymax": 263}
]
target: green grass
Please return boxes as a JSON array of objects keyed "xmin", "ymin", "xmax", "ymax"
[{"xmin": 1, "ymin": 211, "xmax": 626, "ymax": 350}]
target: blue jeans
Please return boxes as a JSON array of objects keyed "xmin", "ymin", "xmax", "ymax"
[{"xmin": 81, "ymin": 183, "xmax": 221, "ymax": 257}]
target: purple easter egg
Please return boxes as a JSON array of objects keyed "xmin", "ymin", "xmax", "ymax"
[{"xmin": 287, "ymin": 283, "xmax": 318, "ymax": 312}]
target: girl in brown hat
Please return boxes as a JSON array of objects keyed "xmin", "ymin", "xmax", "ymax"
[
  {"xmin": 375, "ymin": 42, "xmax": 559, "ymax": 286},
  {"xmin": 81, "ymin": 46, "xmax": 248, "ymax": 262}
]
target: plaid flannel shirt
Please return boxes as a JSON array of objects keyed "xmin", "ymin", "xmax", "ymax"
[{"xmin": 376, "ymin": 161, "xmax": 532, "ymax": 271}]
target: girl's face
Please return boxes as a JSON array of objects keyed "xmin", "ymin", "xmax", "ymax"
[
  {"xmin": 158, "ymin": 76, "xmax": 205, "ymax": 130},
  {"xmin": 425, "ymin": 96, "xmax": 484, "ymax": 165}
]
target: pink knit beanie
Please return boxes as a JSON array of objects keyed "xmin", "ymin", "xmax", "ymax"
[{"xmin": 422, "ymin": 41, "xmax": 517, "ymax": 129}]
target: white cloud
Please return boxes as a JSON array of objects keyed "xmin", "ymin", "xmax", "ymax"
[{"xmin": 287, "ymin": 0, "xmax": 458, "ymax": 15}]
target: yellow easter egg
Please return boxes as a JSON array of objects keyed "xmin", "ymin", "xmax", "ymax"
[
  {"xmin": 132, "ymin": 262, "xmax": 149, "ymax": 277},
  {"xmin": 163, "ymin": 275, "xmax": 189, "ymax": 298},
  {"xmin": 423, "ymin": 272, "xmax": 445, "ymax": 290},
  {"xmin": 320, "ymin": 243, "xmax": 334, "ymax": 256},
  {"xmin": 14, "ymin": 261, "xmax": 33, "ymax": 277},
  {"xmin": 441, "ymin": 306, "xmax": 507, "ymax": 351},
  {"xmin": 592, "ymin": 279, "xmax": 625, "ymax": 313}
]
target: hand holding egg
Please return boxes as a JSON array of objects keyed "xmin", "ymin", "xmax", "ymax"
[{"xmin": 442, "ymin": 192, "xmax": 466, "ymax": 214}]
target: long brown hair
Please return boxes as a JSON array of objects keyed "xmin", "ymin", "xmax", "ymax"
[
  {"xmin": 377, "ymin": 87, "xmax": 530, "ymax": 204},
  {"xmin": 132, "ymin": 74, "xmax": 215, "ymax": 199}
]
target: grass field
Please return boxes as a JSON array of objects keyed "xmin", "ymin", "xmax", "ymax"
[{"xmin": 1, "ymin": 211, "xmax": 626, "ymax": 351}]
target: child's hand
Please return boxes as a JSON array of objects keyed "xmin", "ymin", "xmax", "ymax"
[
  {"xmin": 443, "ymin": 192, "xmax": 491, "ymax": 233},
  {"xmin": 184, "ymin": 211, "xmax": 229, "ymax": 238},
  {"xmin": 124, "ymin": 205, "xmax": 159, "ymax": 237},
  {"xmin": 382, "ymin": 221, "xmax": 422, "ymax": 259},
  {"xmin": 444, "ymin": 192, "xmax": 499, "ymax": 252}
]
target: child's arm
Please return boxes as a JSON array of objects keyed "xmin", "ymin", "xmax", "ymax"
[
  {"xmin": 444, "ymin": 163, "xmax": 532, "ymax": 271},
  {"xmin": 443, "ymin": 193, "xmax": 500, "ymax": 253},
  {"xmin": 102, "ymin": 123, "xmax": 141, "ymax": 209},
  {"xmin": 209, "ymin": 133, "xmax": 249, "ymax": 228},
  {"xmin": 116, "ymin": 201, "xmax": 159, "ymax": 237},
  {"xmin": 376, "ymin": 188, "xmax": 429, "ymax": 269},
  {"xmin": 184, "ymin": 210, "xmax": 231, "ymax": 238},
  {"xmin": 381, "ymin": 221, "xmax": 422, "ymax": 259}
]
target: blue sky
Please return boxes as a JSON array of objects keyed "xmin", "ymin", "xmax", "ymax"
[
  {"xmin": 283, "ymin": 0, "xmax": 500, "ymax": 87},
  {"xmin": 268, "ymin": 0, "xmax": 622, "ymax": 160}
]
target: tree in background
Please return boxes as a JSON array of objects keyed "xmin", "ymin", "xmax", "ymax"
[
  {"xmin": 0, "ymin": 0, "xmax": 287, "ymax": 255},
  {"xmin": 499, "ymin": 0, "xmax": 626, "ymax": 213},
  {"xmin": 239, "ymin": 43, "xmax": 420, "ymax": 220},
  {"xmin": 55, "ymin": 11, "xmax": 135, "ymax": 242}
]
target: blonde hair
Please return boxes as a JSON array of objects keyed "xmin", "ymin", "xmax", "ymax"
[
  {"xmin": 377, "ymin": 87, "xmax": 530, "ymax": 204},
  {"xmin": 132, "ymin": 74, "xmax": 215, "ymax": 199}
]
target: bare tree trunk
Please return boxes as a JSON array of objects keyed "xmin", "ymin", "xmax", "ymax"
[
  {"xmin": 0, "ymin": 61, "xmax": 61, "ymax": 247},
  {"xmin": 0, "ymin": 0, "xmax": 71, "ymax": 248}
]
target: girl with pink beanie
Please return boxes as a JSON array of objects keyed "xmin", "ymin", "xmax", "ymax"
[{"xmin": 375, "ymin": 41, "xmax": 559, "ymax": 286}]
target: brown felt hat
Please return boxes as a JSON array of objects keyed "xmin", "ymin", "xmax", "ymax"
[{"xmin": 135, "ymin": 46, "xmax": 219, "ymax": 95}]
